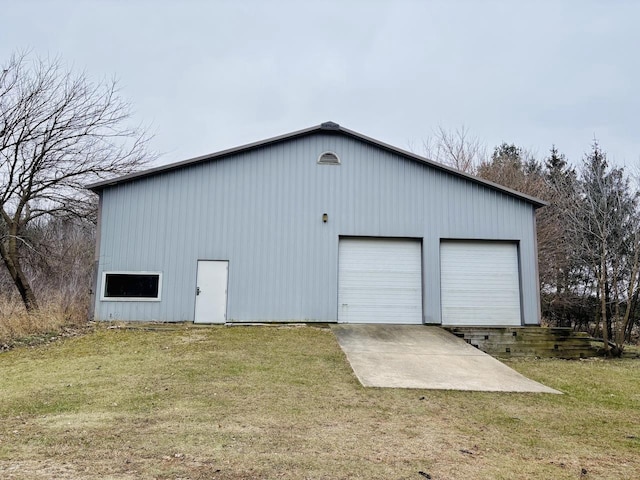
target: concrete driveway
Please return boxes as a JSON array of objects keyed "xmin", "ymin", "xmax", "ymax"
[{"xmin": 331, "ymin": 324, "xmax": 560, "ymax": 393}]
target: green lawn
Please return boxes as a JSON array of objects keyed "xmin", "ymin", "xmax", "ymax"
[{"xmin": 0, "ymin": 325, "xmax": 638, "ymax": 479}]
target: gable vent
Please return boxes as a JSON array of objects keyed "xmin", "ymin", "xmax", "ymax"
[{"xmin": 317, "ymin": 151, "xmax": 341, "ymax": 165}]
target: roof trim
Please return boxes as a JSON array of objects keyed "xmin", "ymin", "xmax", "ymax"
[{"xmin": 87, "ymin": 121, "xmax": 548, "ymax": 208}]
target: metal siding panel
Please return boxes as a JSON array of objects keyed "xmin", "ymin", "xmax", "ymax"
[{"xmin": 94, "ymin": 133, "xmax": 541, "ymax": 325}]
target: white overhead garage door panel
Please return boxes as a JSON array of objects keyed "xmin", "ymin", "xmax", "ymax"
[
  {"xmin": 338, "ymin": 238, "xmax": 423, "ymax": 324},
  {"xmin": 440, "ymin": 241, "xmax": 522, "ymax": 326}
]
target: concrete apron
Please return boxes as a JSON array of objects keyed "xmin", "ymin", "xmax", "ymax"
[{"xmin": 331, "ymin": 324, "xmax": 561, "ymax": 394}]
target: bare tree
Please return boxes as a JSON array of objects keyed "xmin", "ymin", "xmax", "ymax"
[
  {"xmin": 0, "ymin": 52, "xmax": 152, "ymax": 311},
  {"xmin": 566, "ymin": 141, "xmax": 640, "ymax": 354},
  {"xmin": 422, "ymin": 125, "xmax": 486, "ymax": 173}
]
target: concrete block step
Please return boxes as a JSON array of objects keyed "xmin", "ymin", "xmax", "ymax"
[{"xmin": 444, "ymin": 326, "xmax": 599, "ymax": 359}]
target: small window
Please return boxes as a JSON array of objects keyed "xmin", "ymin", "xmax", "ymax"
[
  {"xmin": 317, "ymin": 151, "xmax": 341, "ymax": 165},
  {"xmin": 101, "ymin": 272, "xmax": 162, "ymax": 301}
]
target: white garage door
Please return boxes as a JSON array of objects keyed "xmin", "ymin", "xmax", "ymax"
[
  {"xmin": 440, "ymin": 241, "xmax": 522, "ymax": 326},
  {"xmin": 338, "ymin": 238, "xmax": 423, "ymax": 324}
]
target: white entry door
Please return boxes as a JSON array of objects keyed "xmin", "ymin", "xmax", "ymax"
[
  {"xmin": 194, "ymin": 260, "xmax": 228, "ymax": 324},
  {"xmin": 338, "ymin": 238, "xmax": 423, "ymax": 324}
]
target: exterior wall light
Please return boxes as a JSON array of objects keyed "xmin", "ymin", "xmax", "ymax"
[{"xmin": 322, "ymin": 213, "xmax": 328, "ymax": 223}]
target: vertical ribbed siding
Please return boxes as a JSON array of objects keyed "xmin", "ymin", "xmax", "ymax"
[{"xmin": 95, "ymin": 133, "xmax": 540, "ymax": 324}]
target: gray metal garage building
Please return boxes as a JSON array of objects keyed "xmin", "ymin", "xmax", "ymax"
[{"xmin": 88, "ymin": 121, "xmax": 546, "ymax": 326}]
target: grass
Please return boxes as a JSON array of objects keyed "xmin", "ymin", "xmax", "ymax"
[
  {"xmin": 0, "ymin": 296, "xmax": 88, "ymax": 350},
  {"xmin": 0, "ymin": 324, "xmax": 638, "ymax": 479}
]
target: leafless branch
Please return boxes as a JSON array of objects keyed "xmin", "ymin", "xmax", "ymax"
[
  {"xmin": 422, "ymin": 125, "xmax": 486, "ymax": 173},
  {"xmin": 0, "ymin": 52, "xmax": 154, "ymax": 310}
]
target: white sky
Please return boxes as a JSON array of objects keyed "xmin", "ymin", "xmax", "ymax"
[{"xmin": 3, "ymin": 0, "xmax": 639, "ymax": 168}]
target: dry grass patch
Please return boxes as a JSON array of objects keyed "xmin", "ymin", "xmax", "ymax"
[
  {"xmin": 0, "ymin": 296, "xmax": 89, "ymax": 349},
  {"xmin": 0, "ymin": 325, "xmax": 638, "ymax": 479}
]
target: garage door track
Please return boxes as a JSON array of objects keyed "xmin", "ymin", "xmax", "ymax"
[{"xmin": 331, "ymin": 324, "xmax": 560, "ymax": 393}]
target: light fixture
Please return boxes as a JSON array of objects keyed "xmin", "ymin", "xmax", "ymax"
[{"xmin": 322, "ymin": 213, "xmax": 328, "ymax": 223}]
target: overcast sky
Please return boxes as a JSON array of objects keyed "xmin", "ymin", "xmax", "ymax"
[{"xmin": 2, "ymin": 1, "xmax": 639, "ymax": 169}]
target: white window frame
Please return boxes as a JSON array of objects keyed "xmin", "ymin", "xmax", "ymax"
[
  {"xmin": 317, "ymin": 151, "xmax": 341, "ymax": 165},
  {"xmin": 101, "ymin": 271, "xmax": 163, "ymax": 302}
]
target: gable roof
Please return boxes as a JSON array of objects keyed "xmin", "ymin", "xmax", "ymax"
[{"xmin": 87, "ymin": 121, "xmax": 547, "ymax": 208}]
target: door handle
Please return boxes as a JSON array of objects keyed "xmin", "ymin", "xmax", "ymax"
[{"xmin": 196, "ymin": 286, "xmax": 201, "ymax": 296}]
